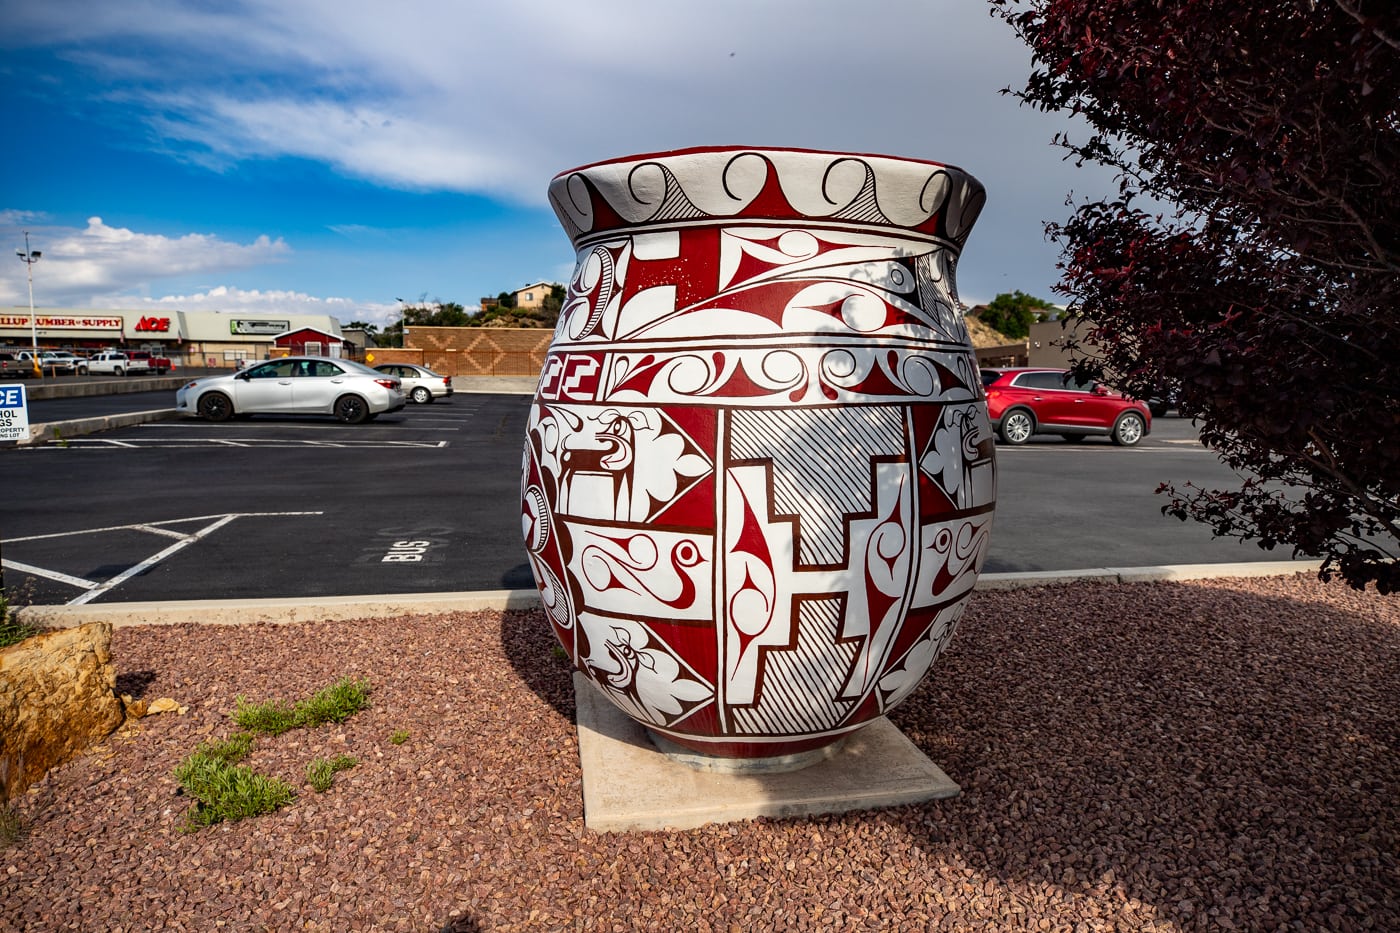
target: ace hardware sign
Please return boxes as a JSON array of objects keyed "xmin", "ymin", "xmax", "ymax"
[{"xmin": 134, "ymin": 316, "xmax": 172, "ymax": 332}]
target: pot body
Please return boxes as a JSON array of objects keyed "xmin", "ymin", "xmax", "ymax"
[{"xmin": 522, "ymin": 147, "xmax": 996, "ymax": 759}]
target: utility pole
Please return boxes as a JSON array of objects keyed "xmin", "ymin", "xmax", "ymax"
[{"xmin": 16, "ymin": 231, "xmax": 42, "ymax": 378}]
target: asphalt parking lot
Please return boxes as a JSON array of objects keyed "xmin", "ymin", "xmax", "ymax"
[
  {"xmin": 2, "ymin": 394, "xmax": 1274, "ymax": 606},
  {"xmin": 4, "ymin": 392, "xmax": 534, "ymax": 604}
]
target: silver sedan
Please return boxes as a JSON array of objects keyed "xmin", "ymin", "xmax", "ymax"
[
  {"xmin": 373, "ymin": 363, "xmax": 454, "ymax": 404},
  {"xmin": 175, "ymin": 356, "xmax": 406, "ymax": 424}
]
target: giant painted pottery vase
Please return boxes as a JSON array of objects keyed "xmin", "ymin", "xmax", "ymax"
[{"xmin": 521, "ymin": 146, "xmax": 996, "ymax": 764}]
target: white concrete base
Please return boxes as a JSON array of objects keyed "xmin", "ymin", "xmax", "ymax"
[{"xmin": 573, "ymin": 673, "xmax": 959, "ymax": 832}]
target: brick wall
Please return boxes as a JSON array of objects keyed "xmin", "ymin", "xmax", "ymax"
[{"xmin": 372, "ymin": 327, "xmax": 554, "ymax": 376}]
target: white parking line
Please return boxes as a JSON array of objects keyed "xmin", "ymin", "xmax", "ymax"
[
  {"xmin": 130, "ymin": 523, "xmax": 193, "ymax": 540},
  {"xmin": 68, "ymin": 514, "xmax": 240, "ymax": 605},
  {"xmin": 0, "ymin": 559, "xmax": 98, "ymax": 591},
  {"xmin": 2, "ymin": 511, "xmax": 327, "ymax": 605},
  {"xmin": 3, "ymin": 511, "xmax": 324, "ymax": 544},
  {"xmin": 994, "ymin": 443, "xmax": 1213, "ymax": 454}
]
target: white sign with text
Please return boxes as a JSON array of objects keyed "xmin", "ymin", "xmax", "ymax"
[{"xmin": 0, "ymin": 383, "xmax": 30, "ymax": 442}]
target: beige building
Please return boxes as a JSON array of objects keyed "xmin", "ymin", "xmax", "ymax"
[
  {"xmin": 0, "ymin": 307, "xmax": 343, "ymax": 368},
  {"xmin": 511, "ymin": 282, "xmax": 558, "ymax": 310},
  {"xmin": 1028, "ymin": 318, "xmax": 1094, "ymax": 368}
]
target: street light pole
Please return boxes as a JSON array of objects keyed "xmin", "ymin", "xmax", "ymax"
[
  {"xmin": 395, "ymin": 297, "xmax": 406, "ymax": 348},
  {"xmin": 16, "ymin": 231, "xmax": 42, "ymax": 377}
]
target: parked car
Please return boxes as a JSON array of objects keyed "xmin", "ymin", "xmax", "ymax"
[
  {"xmin": 1146, "ymin": 387, "xmax": 1181, "ymax": 418},
  {"xmin": 981, "ymin": 367, "xmax": 1151, "ymax": 446},
  {"xmin": 127, "ymin": 350, "xmax": 172, "ymax": 374},
  {"xmin": 42, "ymin": 351, "xmax": 85, "ymax": 374},
  {"xmin": 175, "ymin": 356, "xmax": 406, "ymax": 424},
  {"xmin": 373, "ymin": 363, "xmax": 453, "ymax": 404},
  {"xmin": 78, "ymin": 351, "xmax": 152, "ymax": 377},
  {"xmin": 13, "ymin": 350, "xmax": 78, "ymax": 374},
  {"xmin": 0, "ymin": 352, "xmax": 34, "ymax": 378}
]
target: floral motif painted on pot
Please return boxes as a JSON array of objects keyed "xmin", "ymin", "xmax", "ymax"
[{"xmin": 521, "ymin": 146, "xmax": 996, "ymax": 761}]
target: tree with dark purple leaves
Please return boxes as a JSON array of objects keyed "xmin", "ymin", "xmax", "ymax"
[{"xmin": 991, "ymin": 0, "xmax": 1399, "ymax": 592}]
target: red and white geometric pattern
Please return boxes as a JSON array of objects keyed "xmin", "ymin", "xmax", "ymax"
[{"xmin": 522, "ymin": 147, "xmax": 995, "ymax": 759}]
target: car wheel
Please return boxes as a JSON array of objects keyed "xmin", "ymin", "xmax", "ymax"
[
  {"xmin": 1112, "ymin": 412, "xmax": 1146, "ymax": 446},
  {"xmin": 335, "ymin": 395, "xmax": 370, "ymax": 424},
  {"xmin": 411, "ymin": 386, "xmax": 432, "ymax": 404},
  {"xmin": 198, "ymin": 392, "xmax": 234, "ymax": 422},
  {"xmin": 77, "ymin": 365, "xmax": 88, "ymax": 375},
  {"xmin": 998, "ymin": 409, "xmax": 1035, "ymax": 445},
  {"xmin": 114, "ymin": 367, "xmax": 124, "ymax": 377}
]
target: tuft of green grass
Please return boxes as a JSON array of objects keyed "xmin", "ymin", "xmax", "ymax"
[
  {"xmin": 232, "ymin": 695, "xmax": 298, "ymax": 735},
  {"xmin": 196, "ymin": 731, "xmax": 256, "ymax": 765},
  {"xmin": 293, "ymin": 677, "xmax": 372, "ymax": 727},
  {"xmin": 389, "ymin": 729, "xmax": 410, "ymax": 745},
  {"xmin": 305, "ymin": 754, "xmax": 358, "ymax": 792},
  {"xmin": 0, "ymin": 617, "xmax": 40, "ymax": 650},
  {"xmin": 550, "ymin": 644, "xmax": 568, "ymax": 661},
  {"xmin": 175, "ymin": 676, "xmax": 373, "ymax": 830},
  {"xmin": 0, "ymin": 807, "xmax": 26, "ymax": 848},
  {"xmin": 233, "ymin": 677, "xmax": 372, "ymax": 736},
  {"xmin": 0, "ymin": 591, "xmax": 41, "ymax": 649},
  {"xmin": 173, "ymin": 752, "xmax": 296, "ymax": 830}
]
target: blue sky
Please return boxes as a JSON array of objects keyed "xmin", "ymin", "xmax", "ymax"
[{"xmin": 0, "ymin": 1, "xmax": 1116, "ymax": 330}]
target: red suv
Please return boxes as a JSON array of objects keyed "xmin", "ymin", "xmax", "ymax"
[{"xmin": 981, "ymin": 367, "xmax": 1151, "ymax": 446}]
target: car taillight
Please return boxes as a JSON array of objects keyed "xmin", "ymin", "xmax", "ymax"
[
  {"xmin": 375, "ymin": 379, "xmax": 398, "ymax": 391},
  {"xmin": 442, "ymin": 378, "xmax": 450, "ymax": 386}
]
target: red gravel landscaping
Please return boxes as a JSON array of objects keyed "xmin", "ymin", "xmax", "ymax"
[{"xmin": 3, "ymin": 573, "xmax": 1396, "ymax": 931}]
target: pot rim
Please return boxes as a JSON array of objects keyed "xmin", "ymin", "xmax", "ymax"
[{"xmin": 552, "ymin": 144, "xmax": 977, "ymax": 183}]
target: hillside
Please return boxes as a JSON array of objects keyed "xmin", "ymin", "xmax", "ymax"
[{"xmin": 964, "ymin": 314, "xmax": 1020, "ymax": 348}]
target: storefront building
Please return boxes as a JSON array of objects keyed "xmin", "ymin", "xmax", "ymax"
[{"xmin": 0, "ymin": 308, "xmax": 345, "ymax": 369}]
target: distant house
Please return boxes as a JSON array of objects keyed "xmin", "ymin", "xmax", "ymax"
[
  {"xmin": 272, "ymin": 327, "xmax": 348, "ymax": 358},
  {"xmin": 512, "ymin": 282, "xmax": 559, "ymax": 310}
]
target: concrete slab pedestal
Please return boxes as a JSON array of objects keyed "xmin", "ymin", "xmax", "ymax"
[{"xmin": 574, "ymin": 672, "xmax": 960, "ymax": 832}]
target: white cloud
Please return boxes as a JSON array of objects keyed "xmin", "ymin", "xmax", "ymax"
[
  {"xmin": 6, "ymin": 1, "xmax": 1107, "ymax": 205},
  {"xmin": 0, "ymin": 215, "xmax": 288, "ymax": 306},
  {"xmin": 134, "ymin": 285, "xmax": 401, "ymax": 327},
  {"xmin": 1, "ymin": 209, "xmax": 45, "ymax": 226},
  {"xmin": 3, "ymin": 1, "xmax": 1119, "ymax": 309}
]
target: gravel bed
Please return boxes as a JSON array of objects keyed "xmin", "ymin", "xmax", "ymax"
[{"xmin": 3, "ymin": 573, "xmax": 1396, "ymax": 931}]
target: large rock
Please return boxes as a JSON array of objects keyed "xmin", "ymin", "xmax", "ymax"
[{"xmin": 0, "ymin": 622, "xmax": 124, "ymax": 803}]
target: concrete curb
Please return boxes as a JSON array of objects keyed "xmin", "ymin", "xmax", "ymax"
[
  {"xmin": 15, "ymin": 560, "xmax": 1324, "ymax": 628},
  {"xmin": 973, "ymin": 559, "xmax": 1323, "ymax": 589},
  {"xmin": 23, "ymin": 376, "xmax": 190, "ymax": 401},
  {"xmin": 21, "ymin": 408, "xmax": 180, "ymax": 445}
]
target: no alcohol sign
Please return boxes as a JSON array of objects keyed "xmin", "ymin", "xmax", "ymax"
[{"xmin": 0, "ymin": 383, "xmax": 30, "ymax": 443}]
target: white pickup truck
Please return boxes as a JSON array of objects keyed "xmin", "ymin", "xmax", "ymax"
[
  {"xmin": 15, "ymin": 350, "xmax": 78, "ymax": 375},
  {"xmin": 79, "ymin": 351, "xmax": 152, "ymax": 377}
]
